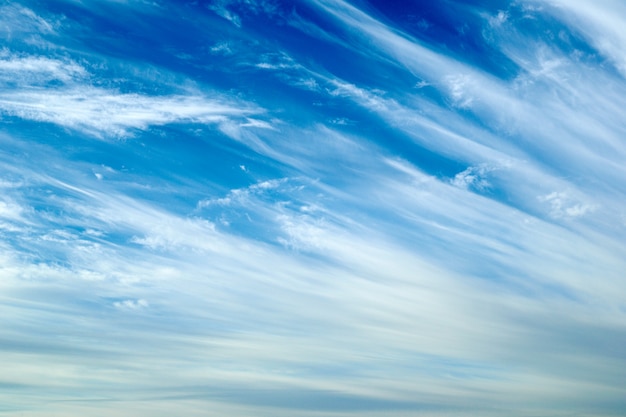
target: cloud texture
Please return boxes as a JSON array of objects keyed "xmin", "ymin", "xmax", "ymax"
[{"xmin": 1, "ymin": 1, "xmax": 626, "ymax": 416}]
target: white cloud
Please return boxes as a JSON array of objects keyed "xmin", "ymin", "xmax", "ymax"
[
  {"xmin": 0, "ymin": 199, "xmax": 26, "ymax": 222},
  {"xmin": 451, "ymin": 165, "xmax": 495, "ymax": 191},
  {"xmin": 208, "ymin": 1, "xmax": 242, "ymax": 27},
  {"xmin": 0, "ymin": 52, "xmax": 88, "ymax": 84},
  {"xmin": 445, "ymin": 74, "xmax": 476, "ymax": 108},
  {"xmin": 0, "ymin": 4, "xmax": 57, "ymax": 37},
  {"xmin": 489, "ymin": 10, "xmax": 509, "ymax": 27},
  {"xmin": 197, "ymin": 178, "xmax": 289, "ymax": 209},
  {"xmin": 539, "ymin": 191, "xmax": 597, "ymax": 220},
  {"xmin": 301, "ymin": 0, "xmax": 626, "ymax": 235},
  {"xmin": 276, "ymin": 214, "xmax": 329, "ymax": 251},
  {"xmin": 114, "ymin": 298, "xmax": 149, "ymax": 310},
  {"xmin": 0, "ymin": 88, "xmax": 258, "ymax": 137},
  {"xmin": 0, "ymin": 48, "xmax": 263, "ymax": 138},
  {"xmin": 526, "ymin": 0, "xmax": 626, "ymax": 76},
  {"xmin": 307, "ymin": 0, "xmax": 476, "ymax": 97},
  {"xmin": 210, "ymin": 41, "xmax": 234, "ymax": 55}
]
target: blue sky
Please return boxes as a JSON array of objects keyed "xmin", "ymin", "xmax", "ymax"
[{"xmin": 1, "ymin": 0, "xmax": 626, "ymax": 415}]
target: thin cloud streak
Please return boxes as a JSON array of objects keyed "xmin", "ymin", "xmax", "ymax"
[
  {"xmin": 0, "ymin": 52, "xmax": 261, "ymax": 137},
  {"xmin": 0, "ymin": 88, "xmax": 259, "ymax": 137}
]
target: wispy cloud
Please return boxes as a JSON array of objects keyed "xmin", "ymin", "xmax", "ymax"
[
  {"xmin": 0, "ymin": 51, "xmax": 87, "ymax": 83},
  {"xmin": 2, "ymin": 0, "xmax": 626, "ymax": 416},
  {"xmin": 528, "ymin": 0, "xmax": 626, "ymax": 76},
  {"xmin": 5, "ymin": 143, "xmax": 625, "ymax": 415},
  {"xmin": 1, "ymin": 87, "xmax": 260, "ymax": 137},
  {"xmin": 0, "ymin": 3, "xmax": 57, "ymax": 37},
  {"xmin": 0, "ymin": 52, "xmax": 262, "ymax": 138}
]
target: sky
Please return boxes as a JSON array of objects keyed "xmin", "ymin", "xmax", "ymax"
[{"xmin": 1, "ymin": 0, "xmax": 626, "ymax": 416}]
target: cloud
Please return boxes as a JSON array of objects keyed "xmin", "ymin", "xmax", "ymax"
[
  {"xmin": 539, "ymin": 191, "xmax": 597, "ymax": 219},
  {"xmin": 2, "ymin": 0, "xmax": 626, "ymax": 416},
  {"xmin": 451, "ymin": 164, "xmax": 496, "ymax": 191},
  {"xmin": 2, "ymin": 124, "xmax": 626, "ymax": 416},
  {"xmin": 0, "ymin": 3, "xmax": 265, "ymax": 140},
  {"xmin": 209, "ymin": 3, "xmax": 242, "ymax": 27},
  {"xmin": 0, "ymin": 52, "xmax": 262, "ymax": 138},
  {"xmin": 0, "ymin": 88, "xmax": 259, "ymax": 138},
  {"xmin": 210, "ymin": 41, "xmax": 234, "ymax": 55},
  {"xmin": 526, "ymin": 0, "xmax": 626, "ymax": 76},
  {"xmin": 489, "ymin": 10, "xmax": 509, "ymax": 27},
  {"xmin": 114, "ymin": 298, "xmax": 149, "ymax": 310},
  {"xmin": 206, "ymin": 0, "xmax": 282, "ymax": 28},
  {"xmin": 445, "ymin": 74, "xmax": 476, "ymax": 108},
  {"xmin": 0, "ymin": 198, "xmax": 27, "ymax": 223},
  {"xmin": 0, "ymin": 4, "xmax": 57, "ymax": 37},
  {"xmin": 0, "ymin": 51, "xmax": 88, "ymax": 84}
]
